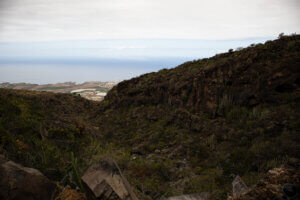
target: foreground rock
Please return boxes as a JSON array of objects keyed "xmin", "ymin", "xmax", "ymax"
[
  {"xmin": 81, "ymin": 158, "xmax": 138, "ymax": 200},
  {"xmin": 231, "ymin": 176, "xmax": 249, "ymax": 198},
  {"xmin": 165, "ymin": 193, "xmax": 208, "ymax": 200},
  {"xmin": 228, "ymin": 166, "xmax": 300, "ymax": 200},
  {"xmin": 0, "ymin": 155, "xmax": 56, "ymax": 200}
]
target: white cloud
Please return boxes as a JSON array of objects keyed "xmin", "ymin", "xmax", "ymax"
[{"xmin": 0, "ymin": 0, "xmax": 299, "ymax": 41}]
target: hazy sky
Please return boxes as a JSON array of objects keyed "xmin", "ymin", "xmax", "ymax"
[
  {"xmin": 0, "ymin": 0, "xmax": 299, "ymax": 83},
  {"xmin": 0, "ymin": 0, "xmax": 299, "ymax": 41}
]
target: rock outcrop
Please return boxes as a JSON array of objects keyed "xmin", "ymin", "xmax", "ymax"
[
  {"xmin": 0, "ymin": 155, "xmax": 56, "ymax": 200},
  {"xmin": 231, "ymin": 176, "xmax": 249, "ymax": 198},
  {"xmin": 81, "ymin": 158, "xmax": 138, "ymax": 200},
  {"xmin": 228, "ymin": 166, "xmax": 300, "ymax": 200},
  {"xmin": 165, "ymin": 193, "xmax": 209, "ymax": 200}
]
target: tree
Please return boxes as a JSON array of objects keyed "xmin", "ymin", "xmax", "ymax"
[{"xmin": 278, "ymin": 32, "xmax": 284, "ymax": 39}]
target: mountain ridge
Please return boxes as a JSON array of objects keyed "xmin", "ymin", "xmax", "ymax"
[{"xmin": 104, "ymin": 35, "xmax": 299, "ymax": 113}]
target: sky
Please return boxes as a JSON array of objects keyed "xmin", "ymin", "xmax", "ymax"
[
  {"xmin": 0, "ymin": 0, "xmax": 299, "ymax": 83},
  {"xmin": 0, "ymin": 0, "xmax": 299, "ymax": 41}
]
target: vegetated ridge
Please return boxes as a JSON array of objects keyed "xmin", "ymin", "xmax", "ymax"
[{"xmin": 0, "ymin": 35, "xmax": 299, "ymax": 199}]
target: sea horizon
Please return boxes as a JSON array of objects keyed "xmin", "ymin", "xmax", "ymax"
[{"xmin": 0, "ymin": 38, "xmax": 274, "ymax": 84}]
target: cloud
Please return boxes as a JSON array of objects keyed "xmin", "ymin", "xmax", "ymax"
[{"xmin": 0, "ymin": 0, "xmax": 299, "ymax": 41}]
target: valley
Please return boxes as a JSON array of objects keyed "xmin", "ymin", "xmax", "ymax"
[{"xmin": 0, "ymin": 35, "xmax": 299, "ymax": 200}]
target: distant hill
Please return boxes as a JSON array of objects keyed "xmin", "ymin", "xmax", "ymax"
[
  {"xmin": 0, "ymin": 35, "xmax": 299, "ymax": 199},
  {"xmin": 0, "ymin": 81, "xmax": 117, "ymax": 92},
  {"xmin": 0, "ymin": 81, "xmax": 117, "ymax": 101}
]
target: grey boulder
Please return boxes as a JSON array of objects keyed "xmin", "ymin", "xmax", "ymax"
[{"xmin": 81, "ymin": 158, "xmax": 138, "ymax": 200}]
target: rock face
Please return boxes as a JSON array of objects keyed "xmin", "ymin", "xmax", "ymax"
[
  {"xmin": 0, "ymin": 155, "xmax": 56, "ymax": 200},
  {"xmin": 232, "ymin": 176, "xmax": 249, "ymax": 198},
  {"xmin": 81, "ymin": 158, "xmax": 138, "ymax": 200},
  {"xmin": 165, "ymin": 193, "xmax": 209, "ymax": 200}
]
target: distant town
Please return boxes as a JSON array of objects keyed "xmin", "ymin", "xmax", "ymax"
[{"xmin": 0, "ymin": 81, "xmax": 118, "ymax": 101}]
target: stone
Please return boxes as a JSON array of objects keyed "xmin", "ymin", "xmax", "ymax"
[
  {"xmin": 0, "ymin": 155, "xmax": 56, "ymax": 200},
  {"xmin": 155, "ymin": 149, "xmax": 161, "ymax": 153},
  {"xmin": 282, "ymin": 183, "xmax": 298, "ymax": 199},
  {"xmin": 165, "ymin": 193, "xmax": 209, "ymax": 200},
  {"xmin": 131, "ymin": 143, "xmax": 147, "ymax": 155},
  {"xmin": 55, "ymin": 185, "xmax": 86, "ymax": 200},
  {"xmin": 81, "ymin": 158, "xmax": 138, "ymax": 200},
  {"xmin": 232, "ymin": 175, "xmax": 249, "ymax": 198}
]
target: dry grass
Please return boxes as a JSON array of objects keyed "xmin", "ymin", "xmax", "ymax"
[{"xmin": 55, "ymin": 184, "xmax": 86, "ymax": 200}]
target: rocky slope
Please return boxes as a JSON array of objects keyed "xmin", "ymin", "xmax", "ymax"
[{"xmin": 0, "ymin": 35, "xmax": 299, "ymax": 199}]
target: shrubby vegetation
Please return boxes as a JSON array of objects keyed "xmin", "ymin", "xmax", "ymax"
[
  {"xmin": 0, "ymin": 35, "xmax": 299, "ymax": 199},
  {"xmin": 0, "ymin": 90, "xmax": 101, "ymax": 186}
]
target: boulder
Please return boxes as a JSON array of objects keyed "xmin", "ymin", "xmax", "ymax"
[
  {"xmin": 81, "ymin": 158, "xmax": 138, "ymax": 200},
  {"xmin": 165, "ymin": 193, "xmax": 209, "ymax": 200},
  {"xmin": 0, "ymin": 155, "xmax": 56, "ymax": 200},
  {"xmin": 232, "ymin": 175, "xmax": 249, "ymax": 198}
]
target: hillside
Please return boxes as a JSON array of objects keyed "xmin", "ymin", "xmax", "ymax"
[
  {"xmin": 0, "ymin": 35, "xmax": 299, "ymax": 199},
  {"xmin": 97, "ymin": 35, "xmax": 300, "ymax": 198},
  {"xmin": 0, "ymin": 90, "xmax": 102, "ymax": 186}
]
